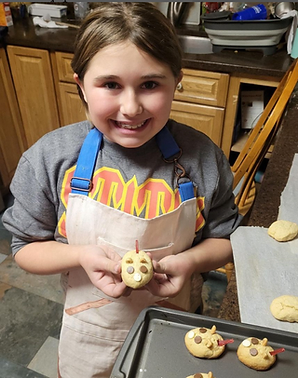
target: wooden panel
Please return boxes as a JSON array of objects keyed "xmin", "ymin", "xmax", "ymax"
[
  {"xmin": 0, "ymin": 48, "xmax": 26, "ymax": 188},
  {"xmin": 56, "ymin": 51, "xmax": 75, "ymax": 83},
  {"xmin": 58, "ymin": 82, "xmax": 86, "ymax": 126},
  {"xmin": 7, "ymin": 45, "xmax": 60, "ymax": 147},
  {"xmin": 175, "ymin": 68, "xmax": 229, "ymax": 107},
  {"xmin": 171, "ymin": 100, "xmax": 224, "ymax": 146}
]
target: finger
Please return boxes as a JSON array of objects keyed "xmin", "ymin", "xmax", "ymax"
[{"xmin": 104, "ymin": 281, "xmax": 127, "ymax": 298}]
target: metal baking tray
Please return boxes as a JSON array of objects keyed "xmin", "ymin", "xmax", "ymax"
[{"xmin": 111, "ymin": 306, "xmax": 298, "ymax": 378}]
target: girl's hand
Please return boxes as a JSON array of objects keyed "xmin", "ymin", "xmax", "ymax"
[
  {"xmin": 79, "ymin": 245, "xmax": 128, "ymax": 298},
  {"xmin": 146, "ymin": 253, "xmax": 193, "ymax": 298}
]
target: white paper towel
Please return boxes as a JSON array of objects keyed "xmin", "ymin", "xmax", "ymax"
[
  {"xmin": 33, "ymin": 16, "xmax": 68, "ymax": 29},
  {"xmin": 231, "ymin": 154, "xmax": 298, "ymax": 333}
]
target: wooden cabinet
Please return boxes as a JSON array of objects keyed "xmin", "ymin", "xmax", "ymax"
[
  {"xmin": 171, "ymin": 68, "xmax": 229, "ymax": 147},
  {"xmin": 0, "ymin": 48, "xmax": 26, "ymax": 190},
  {"xmin": 54, "ymin": 51, "xmax": 86, "ymax": 126},
  {"xmin": 7, "ymin": 45, "xmax": 60, "ymax": 147}
]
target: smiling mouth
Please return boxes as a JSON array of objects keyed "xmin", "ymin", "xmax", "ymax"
[{"xmin": 114, "ymin": 120, "xmax": 148, "ymax": 130}]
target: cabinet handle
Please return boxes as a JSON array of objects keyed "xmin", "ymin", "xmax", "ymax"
[{"xmin": 176, "ymin": 82, "xmax": 183, "ymax": 91}]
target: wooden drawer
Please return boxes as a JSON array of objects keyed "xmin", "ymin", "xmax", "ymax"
[
  {"xmin": 55, "ymin": 52, "xmax": 75, "ymax": 83},
  {"xmin": 175, "ymin": 68, "xmax": 229, "ymax": 108}
]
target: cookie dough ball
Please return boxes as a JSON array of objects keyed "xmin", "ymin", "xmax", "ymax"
[
  {"xmin": 185, "ymin": 325, "xmax": 225, "ymax": 359},
  {"xmin": 268, "ymin": 220, "xmax": 298, "ymax": 242},
  {"xmin": 121, "ymin": 249, "xmax": 153, "ymax": 289},
  {"xmin": 270, "ymin": 295, "xmax": 298, "ymax": 323},
  {"xmin": 237, "ymin": 337, "xmax": 276, "ymax": 371},
  {"xmin": 186, "ymin": 373, "xmax": 215, "ymax": 378}
]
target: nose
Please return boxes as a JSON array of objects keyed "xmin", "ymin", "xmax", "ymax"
[{"xmin": 120, "ymin": 89, "xmax": 143, "ymax": 117}]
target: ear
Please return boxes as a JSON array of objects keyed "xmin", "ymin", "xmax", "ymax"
[
  {"xmin": 176, "ymin": 70, "xmax": 183, "ymax": 87},
  {"xmin": 73, "ymin": 73, "xmax": 87, "ymax": 103}
]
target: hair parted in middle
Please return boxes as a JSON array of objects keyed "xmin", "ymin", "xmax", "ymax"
[{"xmin": 71, "ymin": 2, "xmax": 183, "ymax": 107}]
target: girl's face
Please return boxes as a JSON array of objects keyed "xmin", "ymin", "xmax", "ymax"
[{"xmin": 74, "ymin": 41, "xmax": 182, "ymax": 148}]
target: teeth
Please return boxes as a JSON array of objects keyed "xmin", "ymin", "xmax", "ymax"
[{"xmin": 117, "ymin": 121, "xmax": 145, "ymax": 129}]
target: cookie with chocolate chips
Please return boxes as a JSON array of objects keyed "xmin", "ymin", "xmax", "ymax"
[
  {"xmin": 185, "ymin": 325, "xmax": 225, "ymax": 359},
  {"xmin": 186, "ymin": 372, "xmax": 215, "ymax": 378},
  {"xmin": 237, "ymin": 337, "xmax": 276, "ymax": 370},
  {"xmin": 121, "ymin": 249, "xmax": 153, "ymax": 289}
]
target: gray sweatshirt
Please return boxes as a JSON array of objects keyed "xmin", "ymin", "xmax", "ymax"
[{"xmin": 3, "ymin": 119, "xmax": 241, "ymax": 255}]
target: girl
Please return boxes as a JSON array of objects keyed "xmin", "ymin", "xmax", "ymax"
[{"xmin": 3, "ymin": 3, "xmax": 241, "ymax": 377}]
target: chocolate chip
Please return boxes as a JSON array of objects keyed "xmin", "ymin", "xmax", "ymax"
[
  {"xmin": 194, "ymin": 374, "xmax": 203, "ymax": 378},
  {"xmin": 140, "ymin": 258, "xmax": 147, "ymax": 263},
  {"xmin": 251, "ymin": 338, "xmax": 259, "ymax": 345},
  {"xmin": 126, "ymin": 266, "xmax": 134, "ymax": 274},
  {"xmin": 194, "ymin": 335, "xmax": 202, "ymax": 344},
  {"xmin": 126, "ymin": 258, "xmax": 133, "ymax": 264},
  {"xmin": 199, "ymin": 328, "xmax": 207, "ymax": 333},
  {"xmin": 250, "ymin": 348, "xmax": 258, "ymax": 356},
  {"xmin": 140, "ymin": 265, "xmax": 148, "ymax": 273}
]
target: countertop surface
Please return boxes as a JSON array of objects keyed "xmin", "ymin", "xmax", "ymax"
[
  {"xmin": 218, "ymin": 85, "xmax": 298, "ymax": 322},
  {"xmin": 2, "ymin": 16, "xmax": 294, "ymax": 77},
  {"xmin": 2, "ymin": 15, "xmax": 298, "ymax": 324}
]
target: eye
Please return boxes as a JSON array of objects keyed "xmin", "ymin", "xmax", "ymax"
[
  {"xmin": 141, "ymin": 81, "xmax": 158, "ymax": 90},
  {"xmin": 104, "ymin": 82, "xmax": 120, "ymax": 90}
]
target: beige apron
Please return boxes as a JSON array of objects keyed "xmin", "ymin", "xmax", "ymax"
[{"xmin": 58, "ymin": 192, "xmax": 202, "ymax": 377}]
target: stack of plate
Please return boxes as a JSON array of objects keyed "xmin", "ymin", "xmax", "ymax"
[{"xmin": 203, "ymin": 17, "xmax": 292, "ymax": 55}]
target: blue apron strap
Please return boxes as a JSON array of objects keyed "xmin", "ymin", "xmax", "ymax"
[
  {"xmin": 155, "ymin": 125, "xmax": 180, "ymax": 159},
  {"xmin": 71, "ymin": 125, "xmax": 195, "ymax": 201},
  {"xmin": 70, "ymin": 128, "xmax": 103, "ymax": 195}
]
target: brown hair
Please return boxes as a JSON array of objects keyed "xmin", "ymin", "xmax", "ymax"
[{"xmin": 71, "ymin": 2, "xmax": 182, "ymax": 106}]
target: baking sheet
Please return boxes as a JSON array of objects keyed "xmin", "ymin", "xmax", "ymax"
[
  {"xmin": 232, "ymin": 153, "xmax": 298, "ymax": 332},
  {"xmin": 111, "ymin": 306, "xmax": 298, "ymax": 378}
]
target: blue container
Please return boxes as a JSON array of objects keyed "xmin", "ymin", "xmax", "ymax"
[{"xmin": 232, "ymin": 4, "xmax": 267, "ymax": 21}]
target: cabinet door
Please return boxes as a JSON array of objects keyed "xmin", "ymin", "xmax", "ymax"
[
  {"xmin": 59, "ymin": 82, "xmax": 86, "ymax": 126},
  {"xmin": 170, "ymin": 101, "xmax": 224, "ymax": 147},
  {"xmin": 7, "ymin": 46, "xmax": 60, "ymax": 147},
  {"xmin": 175, "ymin": 68, "xmax": 229, "ymax": 107},
  {"xmin": 0, "ymin": 48, "xmax": 26, "ymax": 188}
]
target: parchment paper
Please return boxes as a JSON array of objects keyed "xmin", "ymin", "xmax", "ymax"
[{"xmin": 231, "ymin": 154, "xmax": 298, "ymax": 333}]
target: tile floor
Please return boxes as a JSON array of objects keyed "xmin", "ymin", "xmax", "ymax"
[{"xmin": 0, "ymin": 193, "xmax": 227, "ymax": 378}]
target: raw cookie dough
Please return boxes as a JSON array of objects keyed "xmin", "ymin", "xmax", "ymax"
[
  {"xmin": 121, "ymin": 249, "xmax": 153, "ymax": 289},
  {"xmin": 237, "ymin": 337, "xmax": 276, "ymax": 371},
  {"xmin": 186, "ymin": 373, "xmax": 215, "ymax": 378},
  {"xmin": 268, "ymin": 220, "xmax": 298, "ymax": 242},
  {"xmin": 185, "ymin": 325, "xmax": 225, "ymax": 359},
  {"xmin": 270, "ymin": 295, "xmax": 298, "ymax": 323}
]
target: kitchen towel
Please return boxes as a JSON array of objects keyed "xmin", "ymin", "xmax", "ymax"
[
  {"xmin": 231, "ymin": 153, "xmax": 298, "ymax": 333},
  {"xmin": 33, "ymin": 16, "xmax": 68, "ymax": 29}
]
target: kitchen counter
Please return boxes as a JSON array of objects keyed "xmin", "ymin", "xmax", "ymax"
[
  {"xmin": 218, "ymin": 84, "xmax": 298, "ymax": 322},
  {"xmin": 2, "ymin": 16, "xmax": 293, "ymax": 77}
]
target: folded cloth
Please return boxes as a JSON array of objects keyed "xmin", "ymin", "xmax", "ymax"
[
  {"xmin": 33, "ymin": 16, "xmax": 68, "ymax": 29},
  {"xmin": 280, "ymin": 10, "xmax": 298, "ymax": 54}
]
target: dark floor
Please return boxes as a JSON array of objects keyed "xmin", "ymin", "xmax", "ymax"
[{"xmin": 0, "ymin": 193, "xmax": 228, "ymax": 378}]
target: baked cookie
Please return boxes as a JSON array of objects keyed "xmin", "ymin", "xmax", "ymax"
[
  {"xmin": 121, "ymin": 249, "xmax": 153, "ymax": 289},
  {"xmin": 270, "ymin": 295, "xmax": 298, "ymax": 323},
  {"xmin": 186, "ymin": 373, "xmax": 215, "ymax": 378},
  {"xmin": 237, "ymin": 337, "xmax": 276, "ymax": 371},
  {"xmin": 185, "ymin": 325, "xmax": 225, "ymax": 359},
  {"xmin": 268, "ymin": 220, "xmax": 298, "ymax": 242}
]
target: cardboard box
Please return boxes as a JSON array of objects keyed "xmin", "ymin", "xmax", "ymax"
[
  {"xmin": 0, "ymin": 3, "xmax": 13, "ymax": 27},
  {"xmin": 28, "ymin": 4, "xmax": 67, "ymax": 19},
  {"xmin": 241, "ymin": 90, "xmax": 264, "ymax": 129}
]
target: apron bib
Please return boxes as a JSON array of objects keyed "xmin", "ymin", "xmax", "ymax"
[{"xmin": 58, "ymin": 127, "xmax": 203, "ymax": 378}]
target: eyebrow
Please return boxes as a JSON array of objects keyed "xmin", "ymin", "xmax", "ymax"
[{"xmin": 94, "ymin": 73, "xmax": 167, "ymax": 82}]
